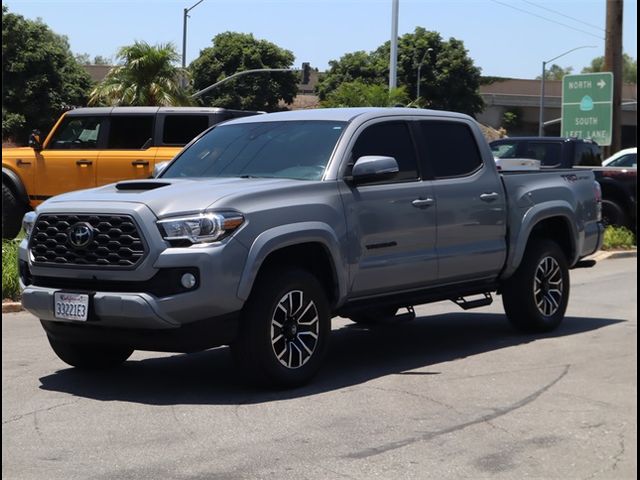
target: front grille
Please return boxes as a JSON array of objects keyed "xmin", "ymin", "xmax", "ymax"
[{"xmin": 30, "ymin": 214, "xmax": 146, "ymax": 268}]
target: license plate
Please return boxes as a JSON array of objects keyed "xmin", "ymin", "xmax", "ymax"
[{"xmin": 54, "ymin": 292, "xmax": 89, "ymax": 321}]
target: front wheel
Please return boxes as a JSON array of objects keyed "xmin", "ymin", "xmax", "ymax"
[
  {"xmin": 2, "ymin": 183, "xmax": 26, "ymax": 239},
  {"xmin": 231, "ymin": 268, "xmax": 331, "ymax": 388},
  {"xmin": 47, "ymin": 336, "xmax": 133, "ymax": 369},
  {"xmin": 501, "ymin": 239, "xmax": 570, "ymax": 333}
]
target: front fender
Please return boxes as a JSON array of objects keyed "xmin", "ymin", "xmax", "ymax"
[
  {"xmin": 236, "ymin": 222, "xmax": 347, "ymax": 305},
  {"xmin": 501, "ymin": 201, "xmax": 579, "ymax": 279}
]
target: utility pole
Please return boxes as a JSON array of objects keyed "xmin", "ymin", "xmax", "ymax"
[
  {"xmin": 603, "ymin": 0, "xmax": 623, "ymax": 156},
  {"xmin": 389, "ymin": 0, "xmax": 399, "ymax": 90}
]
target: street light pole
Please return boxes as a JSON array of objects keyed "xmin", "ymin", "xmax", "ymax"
[
  {"xmin": 182, "ymin": 0, "xmax": 205, "ymax": 70},
  {"xmin": 416, "ymin": 48, "xmax": 433, "ymax": 101},
  {"xmin": 538, "ymin": 45, "xmax": 597, "ymax": 136},
  {"xmin": 389, "ymin": 0, "xmax": 399, "ymax": 90}
]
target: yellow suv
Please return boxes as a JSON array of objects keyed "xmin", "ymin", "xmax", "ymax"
[{"xmin": 2, "ymin": 106, "xmax": 260, "ymax": 237}]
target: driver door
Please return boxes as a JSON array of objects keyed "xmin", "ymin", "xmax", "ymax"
[{"xmin": 35, "ymin": 115, "xmax": 105, "ymax": 202}]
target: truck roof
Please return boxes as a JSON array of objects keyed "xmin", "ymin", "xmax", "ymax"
[
  {"xmin": 222, "ymin": 107, "xmax": 474, "ymax": 124},
  {"xmin": 65, "ymin": 106, "xmax": 261, "ymax": 116}
]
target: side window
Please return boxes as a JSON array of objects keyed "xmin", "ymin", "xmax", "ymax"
[
  {"xmin": 610, "ymin": 153, "xmax": 637, "ymax": 167},
  {"xmin": 162, "ymin": 115, "xmax": 209, "ymax": 145},
  {"xmin": 107, "ymin": 115, "xmax": 154, "ymax": 149},
  {"xmin": 527, "ymin": 142, "xmax": 562, "ymax": 167},
  {"xmin": 490, "ymin": 141, "xmax": 518, "ymax": 158},
  {"xmin": 575, "ymin": 143, "xmax": 601, "ymax": 166},
  {"xmin": 48, "ymin": 116, "xmax": 103, "ymax": 150},
  {"xmin": 351, "ymin": 121, "xmax": 418, "ymax": 182},
  {"xmin": 418, "ymin": 121, "xmax": 483, "ymax": 178}
]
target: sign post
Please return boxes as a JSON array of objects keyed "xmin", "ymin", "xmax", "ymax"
[{"xmin": 561, "ymin": 72, "xmax": 613, "ymax": 146}]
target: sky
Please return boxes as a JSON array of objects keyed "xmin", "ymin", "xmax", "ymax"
[{"xmin": 5, "ymin": 0, "xmax": 638, "ymax": 80}]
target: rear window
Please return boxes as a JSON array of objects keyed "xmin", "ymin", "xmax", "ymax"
[
  {"xmin": 525, "ymin": 142, "xmax": 562, "ymax": 167},
  {"xmin": 108, "ymin": 116, "xmax": 154, "ymax": 149},
  {"xmin": 162, "ymin": 115, "xmax": 210, "ymax": 145},
  {"xmin": 575, "ymin": 143, "xmax": 602, "ymax": 166},
  {"xmin": 418, "ymin": 121, "xmax": 483, "ymax": 178}
]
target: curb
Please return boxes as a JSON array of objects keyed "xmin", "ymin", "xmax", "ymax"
[
  {"xmin": 589, "ymin": 249, "xmax": 637, "ymax": 262},
  {"xmin": 2, "ymin": 302, "xmax": 22, "ymax": 313}
]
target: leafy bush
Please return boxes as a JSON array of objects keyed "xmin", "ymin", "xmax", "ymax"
[
  {"xmin": 602, "ymin": 226, "xmax": 636, "ymax": 250},
  {"xmin": 2, "ymin": 239, "xmax": 20, "ymax": 300}
]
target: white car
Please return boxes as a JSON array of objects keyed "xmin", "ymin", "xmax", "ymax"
[{"xmin": 602, "ymin": 147, "xmax": 637, "ymax": 168}]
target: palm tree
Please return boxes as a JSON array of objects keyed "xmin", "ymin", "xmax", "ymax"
[{"xmin": 89, "ymin": 42, "xmax": 192, "ymax": 106}]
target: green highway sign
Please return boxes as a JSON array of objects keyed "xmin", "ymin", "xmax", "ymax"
[{"xmin": 561, "ymin": 72, "xmax": 613, "ymax": 146}]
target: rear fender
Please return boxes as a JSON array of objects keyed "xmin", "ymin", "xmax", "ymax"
[{"xmin": 501, "ymin": 201, "xmax": 578, "ymax": 279}]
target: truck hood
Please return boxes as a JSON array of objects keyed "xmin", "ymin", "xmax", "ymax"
[{"xmin": 44, "ymin": 177, "xmax": 306, "ymax": 218}]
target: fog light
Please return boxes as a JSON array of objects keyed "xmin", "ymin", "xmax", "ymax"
[{"xmin": 180, "ymin": 273, "xmax": 197, "ymax": 289}]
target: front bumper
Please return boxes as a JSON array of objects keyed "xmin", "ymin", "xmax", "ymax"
[{"xmin": 19, "ymin": 202, "xmax": 249, "ymax": 350}]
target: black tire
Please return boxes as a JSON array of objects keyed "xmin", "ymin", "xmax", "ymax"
[
  {"xmin": 501, "ymin": 239, "xmax": 570, "ymax": 333},
  {"xmin": 601, "ymin": 199, "xmax": 629, "ymax": 229},
  {"xmin": 349, "ymin": 307, "xmax": 399, "ymax": 325},
  {"xmin": 2, "ymin": 183, "xmax": 26, "ymax": 239},
  {"xmin": 231, "ymin": 268, "xmax": 331, "ymax": 388},
  {"xmin": 47, "ymin": 336, "xmax": 133, "ymax": 369}
]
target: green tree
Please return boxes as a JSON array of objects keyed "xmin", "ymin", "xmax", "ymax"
[
  {"xmin": 75, "ymin": 53, "xmax": 112, "ymax": 65},
  {"xmin": 536, "ymin": 64, "xmax": 573, "ymax": 80},
  {"xmin": 317, "ymin": 27, "xmax": 484, "ymax": 116},
  {"xmin": 89, "ymin": 41, "xmax": 191, "ymax": 106},
  {"xmin": 582, "ymin": 54, "xmax": 637, "ymax": 84},
  {"xmin": 321, "ymin": 81, "xmax": 409, "ymax": 107},
  {"xmin": 190, "ymin": 32, "xmax": 298, "ymax": 111},
  {"xmin": 2, "ymin": 6, "xmax": 93, "ymax": 143}
]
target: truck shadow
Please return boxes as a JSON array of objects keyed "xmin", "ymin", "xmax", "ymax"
[{"xmin": 39, "ymin": 313, "xmax": 623, "ymax": 405}]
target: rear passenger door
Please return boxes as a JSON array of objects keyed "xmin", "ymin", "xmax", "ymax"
[
  {"xmin": 341, "ymin": 120, "xmax": 437, "ymax": 297},
  {"xmin": 97, "ymin": 114, "xmax": 156, "ymax": 185},
  {"xmin": 415, "ymin": 120, "xmax": 507, "ymax": 283}
]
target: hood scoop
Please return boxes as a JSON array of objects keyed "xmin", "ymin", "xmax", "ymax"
[{"xmin": 115, "ymin": 181, "xmax": 172, "ymax": 191}]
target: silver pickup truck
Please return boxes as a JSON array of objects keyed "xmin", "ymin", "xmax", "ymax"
[{"xmin": 19, "ymin": 108, "xmax": 603, "ymax": 387}]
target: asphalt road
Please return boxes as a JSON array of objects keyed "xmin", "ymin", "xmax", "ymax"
[{"xmin": 2, "ymin": 257, "xmax": 636, "ymax": 480}]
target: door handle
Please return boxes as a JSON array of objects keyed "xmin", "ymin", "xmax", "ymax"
[
  {"xmin": 480, "ymin": 192, "xmax": 500, "ymax": 202},
  {"xmin": 412, "ymin": 198, "xmax": 434, "ymax": 208},
  {"xmin": 16, "ymin": 159, "xmax": 32, "ymax": 166},
  {"xmin": 76, "ymin": 159, "xmax": 93, "ymax": 166},
  {"xmin": 131, "ymin": 160, "xmax": 149, "ymax": 167}
]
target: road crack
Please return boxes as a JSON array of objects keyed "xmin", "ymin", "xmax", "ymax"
[{"xmin": 346, "ymin": 364, "xmax": 571, "ymax": 459}]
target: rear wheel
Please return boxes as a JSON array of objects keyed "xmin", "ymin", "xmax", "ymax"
[
  {"xmin": 501, "ymin": 239, "xmax": 570, "ymax": 333},
  {"xmin": 47, "ymin": 336, "xmax": 133, "ymax": 369},
  {"xmin": 231, "ymin": 268, "xmax": 331, "ymax": 388},
  {"xmin": 2, "ymin": 183, "xmax": 26, "ymax": 239},
  {"xmin": 601, "ymin": 199, "xmax": 629, "ymax": 229}
]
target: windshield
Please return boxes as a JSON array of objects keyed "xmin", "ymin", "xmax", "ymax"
[{"xmin": 161, "ymin": 120, "xmax": 347, "ymax": 180}]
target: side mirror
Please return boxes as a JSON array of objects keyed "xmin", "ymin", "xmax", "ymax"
[
  {"xmin": 28, "ymin": 129, "xmax": 42, "ymax": 152},
  {"xmin": 350, "ymin": 155, "xmax": 399, "ymax": 184},
  {"xmin": 152, "ymin": 161, "xmax": 170, "ymax": 178}
]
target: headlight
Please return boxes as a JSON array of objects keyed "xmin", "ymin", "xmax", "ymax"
[
  {"xmin": 22, "ymin": 211, "xmax": 37, "ymax": 237},
  {"xmin": 157, "ymin": 212, "xmax": 244, "ymax": 245}
]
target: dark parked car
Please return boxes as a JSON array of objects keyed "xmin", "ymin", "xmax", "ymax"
[{"xmin": 491, "ymin": 137, "xmax": 636, "ymax": 230}]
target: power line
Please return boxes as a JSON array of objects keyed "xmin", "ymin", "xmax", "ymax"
[
  {"xmin": 521, "ymin": 0, "xmax": 605, "ymax": 33},
  {"xmin": 489, "ymin": 0, "xmax": 605, "ymax": 41}
]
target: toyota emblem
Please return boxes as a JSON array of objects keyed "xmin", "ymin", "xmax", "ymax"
[{"xmin": 68, "ymin": 223, "xmax": 94, "ymax": 248}]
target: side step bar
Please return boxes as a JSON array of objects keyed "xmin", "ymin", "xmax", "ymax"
[{"xmin": 452, "ymin": 292, "xmax": 493, "ymax": 310}]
